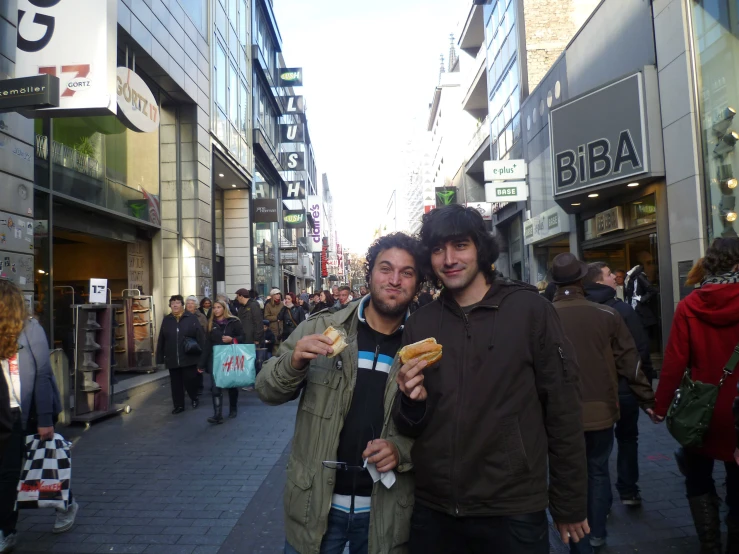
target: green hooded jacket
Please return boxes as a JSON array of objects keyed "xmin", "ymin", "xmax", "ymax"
[{"xmin": 256, "ymin": 300, "xmax": 415, "ymax": 554}]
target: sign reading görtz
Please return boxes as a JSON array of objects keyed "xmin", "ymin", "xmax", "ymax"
[
  {"xmin": 484, "ymin": 160, "xmax": 527, "ymax": 181},
  {"xmin": 116, "ymin": 68, "xmax": 159, "ymax": 133},
  {"xmin": 15, "ymin": 0, "xmax": 117, "ymax": 113}
]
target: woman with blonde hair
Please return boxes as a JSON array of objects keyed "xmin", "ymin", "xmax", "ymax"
[
  {"xmin": 198, "ymin": 300, "xmax": 245, "ymax": 423},
  {"xmin": 0, "ymin": 279, "xmax": 74, "ymax": 550}
]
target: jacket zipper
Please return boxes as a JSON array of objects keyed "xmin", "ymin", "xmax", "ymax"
[
  {"xmin": 451, "ymin": 310, "xmax": 471, "ymax": 516},
  {"xmin": 176, "ymin": 320, "xmax": 180, "ymax": 367}
]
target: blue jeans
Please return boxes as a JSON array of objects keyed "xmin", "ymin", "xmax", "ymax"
[
  {"xmin": 570, "ymin": 427, "xmax": 614, "ymax": 553},
  {"xmin": 285, "ymin": 508, "xmax": 370, "ymax": 554},
  {"xmin": 615, "ymin": 390, "xmax": 640, "ymax": 497}
]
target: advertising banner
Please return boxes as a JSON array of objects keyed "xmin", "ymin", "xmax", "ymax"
[
  {"xmin": 307, "ymin": 196, "xmax": 322, "ymax": 253},
  {"xmin": 281, "ymin": 180, "xmax": 305, "ymax": 200},
  {"xmin": 278, "ymin": 68, "xmax": 303, "ymax": 87},
  {"xmin": 280, "ymin": 123, "xmax": 304, "ymax": 143},
  {"xmin": 116, "ymin": 68, "xmax": 159, "ymax": 133},
  {"xmin": 253, "ymin": 199, "xmax": 279, "ymax": 223},
  {"xmin": 15, "ymin": 0, "xmax": 117, "ymax": 114},
  {"xmin": 283, "ymin": 209, "xmax": 306, "ymax": 229},
  {"xmin": 280, "ymin": 151, "xmax": 305, "ymax": 171}
]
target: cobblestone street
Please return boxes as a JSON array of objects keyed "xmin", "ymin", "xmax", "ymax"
[{"xmin": 8, "ymin": 377, "xmax": 725, "ymax": 553}]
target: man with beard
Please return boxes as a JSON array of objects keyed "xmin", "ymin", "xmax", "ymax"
[
  {"xmin": 257, "ymin": 233, "xmax": 423, "ymax": 554},
  {"xmin": 393, "ymin": 205, "xmax": 588, "ymax": 553}
]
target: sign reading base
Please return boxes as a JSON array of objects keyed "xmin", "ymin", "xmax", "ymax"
[{"xmin": 485, "ymin": 181, "xmax": 529, "ymax": 203}]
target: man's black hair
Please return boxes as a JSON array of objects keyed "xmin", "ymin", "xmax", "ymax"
[
  {"xmin": 339, "ymin": 285, "xmax": 351, "ymax": 293},
  {"xmin": 420, "ymin": 204, "xmax": 500, "ymax": 284},
  {"xmin": 169, "ymin": 294, "xmax": 184, "ymax": 305},
  {"xmin": 583, "ymin": 262, "xmax": 608, "ymax": 287},
  {"xmin": 364, "ymin": 232, "xmax": 425, "ymax": 291}
]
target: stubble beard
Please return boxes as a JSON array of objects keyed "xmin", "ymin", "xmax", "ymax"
[{"xmin": 370, "ymin": 284, "xmax": 411, "ymax": 318}]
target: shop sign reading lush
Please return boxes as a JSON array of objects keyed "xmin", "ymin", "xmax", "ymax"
[{"xmin": 116, "ymin": 67, "xmax": 159, "ymax": 133}]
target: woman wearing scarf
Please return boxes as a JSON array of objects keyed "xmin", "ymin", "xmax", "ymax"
[
  {"xmin": 277, "ymin": 293, "xmax": 305, "ymax": 342},
  {"xmin": 198, "ymin": 300, "xmax": 245, "ymax": 424},
  {"xmin": 654, "ymin": 238, "xmax": 739, "ymax": 552}
]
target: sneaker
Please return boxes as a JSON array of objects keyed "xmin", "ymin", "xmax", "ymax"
[
  {"xmin": 620, "ymin": 492, "xmax": 642, "ymax": 506},
  {"xmin": 53, "ymin": 500, "xmax": 79, "ymax": 534},
  {"xmin": 0, "ymin": 531, "xmax": 17, "ymax": 553},
  {"xmin": 590, "ymin": 536, "xmax": 606, "ymax": 547}
]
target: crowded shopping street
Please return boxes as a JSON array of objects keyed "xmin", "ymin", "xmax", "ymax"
[{"xmin": 3, "ymin": 0, "xmax": 739, "ymax": 552}]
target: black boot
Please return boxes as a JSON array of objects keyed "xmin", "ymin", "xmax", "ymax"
[
  {"xmin": 688, "ymin": 494, "xmax": 722, "ymax": 554},
  {"xmin": 228, "ymin": 404, "xmax": 237, "ymax": 419},
  {"xmin": 726, "ymin": 514, "xmax": 739, "ymax": 554},
  {"xmin": 207, "ymin": 395, "xmax": 224, "ymax": 424}
]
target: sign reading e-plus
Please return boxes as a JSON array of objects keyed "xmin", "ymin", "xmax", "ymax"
[{"xmin": 550, "ymin": 73, "xmax": 649, "ymax": 195}]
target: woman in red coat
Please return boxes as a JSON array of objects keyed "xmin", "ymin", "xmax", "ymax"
[{"xmin": 655, "ymin": 238, "xmax": 739, "ymax": 553}]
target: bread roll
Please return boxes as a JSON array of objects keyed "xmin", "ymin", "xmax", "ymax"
[
  {"xmin": 323, "ymin": 326, "xmax": 348, "ymax": 358},
  {"xmin": 399, "ymin": 338, "xmax": 442, "ymax": 366}
]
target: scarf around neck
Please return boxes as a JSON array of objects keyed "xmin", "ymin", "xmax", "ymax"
[{"xmin": 701, "ymin": 271, "xmax": 739, "ymax": 286}]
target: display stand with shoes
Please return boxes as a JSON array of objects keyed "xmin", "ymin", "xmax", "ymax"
[
  {"xmin": 113, "ymin": 292, "xmax": 157, "ymax": 373},
  {"xmin": 71, "ymin": 305, "xmax": 128, "ymax": 427}
]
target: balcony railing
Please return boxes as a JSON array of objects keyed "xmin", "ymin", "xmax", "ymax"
[
  {"xmin": 35, "ymin": 134, "xmax": 102, "ymax": 180},
  {"xmin": 467, "ymin": 114, "xmax": 492, "ymax": 159}
]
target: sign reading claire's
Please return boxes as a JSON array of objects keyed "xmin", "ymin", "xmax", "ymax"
[
  {"xmin": 307, "ymin": 196, "xmax": 322, "ymax": 253},
  {"xmin": 550, "ymin": 73, "xmax": 648, "ymax": 195}
]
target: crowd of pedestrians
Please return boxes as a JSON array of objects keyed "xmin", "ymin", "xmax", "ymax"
[
  {"xmin": 4, "ymin": 204, "xmax": 739, "ymax": 554},
  {"xmin": 253, "ymin": 204, "xmax": 739, "ymax": 554}
]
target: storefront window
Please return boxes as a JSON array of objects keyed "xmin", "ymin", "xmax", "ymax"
[
  {"xmin": 44, "ymin": 116, "xmax": 159, "ymax": 224},
  {"xmin": 691, "ymin": 1, "xmax": 739, "ymax": 239}
]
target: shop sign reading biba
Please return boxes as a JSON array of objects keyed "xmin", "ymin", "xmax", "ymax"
[{"xmin": 116, "ymin": 68, "xmax": 159, "ymax": 133}]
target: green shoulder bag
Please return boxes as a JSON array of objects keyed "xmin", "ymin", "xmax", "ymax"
[{"xmin": 666, "ymin": 341, "xmax": 739, "ymax": 448}]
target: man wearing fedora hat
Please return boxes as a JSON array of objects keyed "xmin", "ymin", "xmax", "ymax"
[{"xmin": 550, "ymin": 252, "xmax": 655, "ymax": 552}]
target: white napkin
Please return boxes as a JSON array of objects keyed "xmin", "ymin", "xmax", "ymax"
[{"xmin": 363, "ymin": 458, "xmax": 396, "ymax": 489}]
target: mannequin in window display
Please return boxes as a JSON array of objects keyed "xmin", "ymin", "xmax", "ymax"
[{"xmin": 625, "ymin": 252, "xmax": 659, "ymax": 340}]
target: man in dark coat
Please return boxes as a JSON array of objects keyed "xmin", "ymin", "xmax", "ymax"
[
  {"xmin": 234, "ymin": 289, "xmax": 264, "ymax": 345},
  {"xmin": 583, "ymin": 262, "xmax": 655, "ymax": 508},
  {"xmin": 394, "ymin": 205, "xmax": 589, "ymax": 553},
  {"xmin": 156, "ymin": 295, "xmax": 206, "ymax": 414}
]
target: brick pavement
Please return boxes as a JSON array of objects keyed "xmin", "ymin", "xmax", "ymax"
[
  {"xmin": 10, "ymin": 375, "xmax": 732, "ymax": 554},
  {"xmin": 12, "ymin": 378, "xmax": 298, "ymax": 554}
]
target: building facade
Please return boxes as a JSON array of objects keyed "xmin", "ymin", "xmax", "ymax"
[
  {"xmin": 519, "ymin": 0, "xmax": 735, "ymax": 359},
  {"xmin": 1, "ymin": 0, "xmax": 213, "ymax": 364}
]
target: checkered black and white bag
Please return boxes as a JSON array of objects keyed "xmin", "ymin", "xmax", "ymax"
[{"xmin": 16, "ymin": 433, "xmax": 72, "ymax": 510}]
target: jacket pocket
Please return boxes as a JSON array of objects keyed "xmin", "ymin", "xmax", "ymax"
[
  {"xmin": 392, "ymin": 493, "xmax": 415, "ymax": 547},
  {"xmin": 300, "ymin": 367, "xmax": 342, "ymax": 419},
  {"xmin": 501, "ymin": 416, "xmax": 530, "ymax": 477},
  {"xmin": 284, "ymin": 456, "xmax": 315, "ymax": 526}
]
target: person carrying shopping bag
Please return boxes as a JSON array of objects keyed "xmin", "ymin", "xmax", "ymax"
[
  {"xmin": 0, "ymin": 278, "xmax": 76, "ymax": 554},
  {"xmin": 199, "ymin": 300, "xmax": 246, "ymax": 423},
  {"xmin": 653, "ymin": 238, "xmax": 739, "ymax": 553}
]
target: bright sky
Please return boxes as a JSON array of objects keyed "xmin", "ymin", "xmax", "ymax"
[{"xmin": 274, "ymin": 0, "xmax": 466, "ymax": 252}]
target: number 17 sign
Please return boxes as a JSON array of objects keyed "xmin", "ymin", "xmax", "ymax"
[{"xmin": 89, "ymin": 278, "xmax": 108, "ymax": 304}]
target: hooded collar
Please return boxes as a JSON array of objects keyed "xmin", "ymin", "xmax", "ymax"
[{"xmin": 584, "ymin": 282, "xmax": 617, "ymax": 304}]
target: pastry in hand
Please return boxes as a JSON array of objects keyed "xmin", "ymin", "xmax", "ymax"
[
  {"xmin": 323, "ymin": 326, "xmax": 348, "ymax": 358},
  {"xmin": 398, "ymin": 338, "xmax": 442, "ymax": 366}
]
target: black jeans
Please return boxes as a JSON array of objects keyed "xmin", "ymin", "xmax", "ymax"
[
  {"xmin": 211, "ymin": 381, "xmax": 239, "ymax": 408},
  {"xmin": 0, "ymin": 410, "xmax": 23, "ymax": 535},
  {"xmin": 408, "ymin": 503, "xmax": 549, "ymax": 554},
  {"xmin": 615, "ymin": 390, "xmax": 640, "ymax": 496},
  {"xmin": 680, "ymin": 448, "xmax": 739, "ymax": 517},
  {"xmin": 169, "ymin": 365, "xmax": 199, "ymax": 409}
]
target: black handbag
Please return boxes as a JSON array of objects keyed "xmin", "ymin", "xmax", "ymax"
[{"xmin": 183, "ymin": 336, "xmax": 202, "ymax": 356}]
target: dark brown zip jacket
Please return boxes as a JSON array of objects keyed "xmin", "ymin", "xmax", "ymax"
[
  {"xmin": 553, "ymin": 286, "xmax": 654, "ymax": 431},
  {"xmin": 392, "ymin": 278, "xmax": 587, "ymax": 523}
]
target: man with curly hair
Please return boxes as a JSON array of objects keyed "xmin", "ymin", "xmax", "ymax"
[{"xmin": 257, "ymin": 232, "xmax": 425, "ymax": 554}]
